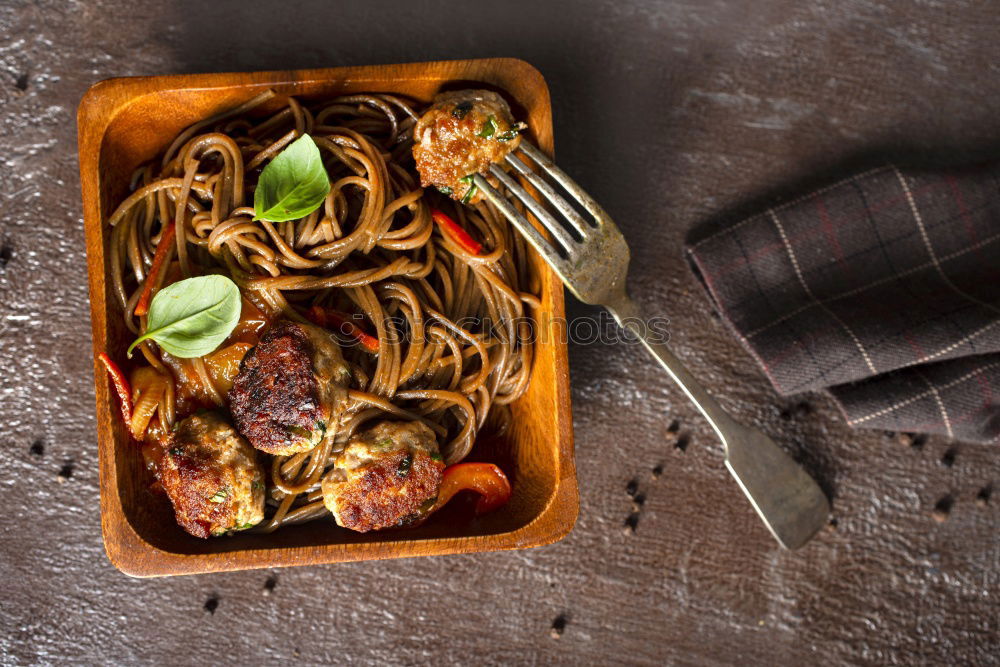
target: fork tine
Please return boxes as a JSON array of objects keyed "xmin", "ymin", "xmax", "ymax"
[
  {"xmin": 472, "ymin": 174, "xmax": 572, "ymax": 272},
  {"xmin": 486, "ymin": 165, "xmax": 579, "ymax": 255},
  {"xmin": 502, "ymin": 154, "xmax": 590, "ymax": 238},
  {"xmin": 518, "ymin": 141, "xmax": 612, "ymax": 227}
]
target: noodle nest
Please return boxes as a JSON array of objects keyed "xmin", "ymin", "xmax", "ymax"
[{"xmin": 108, "ymin": 90, "xmax": 538, "ymax": 531}]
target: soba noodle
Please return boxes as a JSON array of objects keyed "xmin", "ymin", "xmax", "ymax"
[{"xmin": 107, "ymin": 90, "xmax": 538, "ymax": 531}]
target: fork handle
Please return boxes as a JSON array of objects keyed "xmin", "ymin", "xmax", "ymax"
[{"xmin": 604, "ymin": 292, "xmax": 739, "ymax": 447}]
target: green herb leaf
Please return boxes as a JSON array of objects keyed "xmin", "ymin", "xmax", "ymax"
[
  {"xmin": 430, "ymin": 450, "xmax": 443, "ymax": 462},
  {"xmin": 127, "ymin": 275, "xmax": 241, "ymax": 359},
  {"xmin": 452, "ymin": 101, "xmax": 472, "ymax": 119},
  {"xmin": 209, "ymin": 488, "xmax": 228, "ymax": 503},
  {"xmin": 459, "ymin": 175, "xmax": 478, "ymax": 204},
  {"xmin": 397, "ymin": 453, "xmax": 413, "ymax": 477},
  {"xmin": 253, "ymin": 134, "xmax": 331, "ymax": 222},
  {"xmin": 437, "ymin": 185, "xmax": 453, "ymax": 195},
  {"xmin": 478, "ymin": 115, "xmax": 498, "ymax": 139},
  {"xmin": 498, "ymin": 121, "xmax": 526, "ymax": 142}
]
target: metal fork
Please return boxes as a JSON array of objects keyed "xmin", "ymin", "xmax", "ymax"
[{"xmin": 474, "ymin": 141, "xmax": 830, "ymax": 550}]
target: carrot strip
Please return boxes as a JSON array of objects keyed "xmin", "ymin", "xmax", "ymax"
[
  {"xmin": 431, "ymin": 210, "xmax": 482, "ymax": 255},
  {"xmin": 133, "ymin": 222, "xmax": 177, "ymax": 317}
]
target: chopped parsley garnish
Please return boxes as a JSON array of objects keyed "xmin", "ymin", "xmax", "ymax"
[
  {"xmin": 208, "ymin": 488, "xmax": 229, "ymax": 503},
  {"xmin": 314, "ymin": 420, "xmax": 327, "ymax": 444},
  {"xmin": 459, "ymin": 175, "xmax": 478, "ymax": 203},
  {"xmin": 452, "ymin": 101, "xmax": 473, "ymax": 119},
  {"xmin": 437, "ymin": 185, "xmax": 453, "ymax": 195},
  {"xmin": 397, "ymin": 453, "xmax": 413, "ymax": 477},
  {"xmin": 478, "ymin": 115, "xmax": 498, "ymax": 139},
  {"xmin": 375, "ymin": 437, "xmax": 394, "ymax": 449},
  {"xmin": 396, "ymin": 512, "xmax": 420, "ymax": 527}
]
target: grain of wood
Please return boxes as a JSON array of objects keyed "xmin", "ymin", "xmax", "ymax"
[{"xmin": 77, "ymin": 59, "xmax": 576, "ymax": 577}]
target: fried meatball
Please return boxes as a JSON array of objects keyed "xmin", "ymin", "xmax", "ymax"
[
  {"xmin": 413, "ymin": 89, "xmax": 525, "ymax": 204},
  {"xmin": 158, "ymin": 411, "xmax": 265, "ymax": 539},
  {"xmin": 229, "ymin": 320, "xmax": 351, "ymax": 456},
  {"xmin": 321, "ymin": 420, "xmax": 445, "ymax": 532}
]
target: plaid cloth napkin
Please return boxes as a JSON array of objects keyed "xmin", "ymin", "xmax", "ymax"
[{"xmin": 687, "ymin": 163, "xmax": 1000, "ymax": 444}]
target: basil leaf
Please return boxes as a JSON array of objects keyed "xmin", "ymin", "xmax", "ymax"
[
  {"xmin": 127, "ymin": 275, "xmax": 241, "ymax": 358},
  {"xmin": 253, "ymin": 134, "xmax": 331, "ymax": 222},
  {"xmin": 478, "ymin": 115, "xmax": 497, "ymax": 139}
]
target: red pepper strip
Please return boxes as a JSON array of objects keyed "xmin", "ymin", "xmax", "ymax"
[
  {"xmin": 97, "ymin": 352, "xmax": 133, "ymax": 432},
  {"xmin": 306, "ymin": 305, "xmax": 380, "ymax": 353},
  {"xmin": 133, "ymin": 222, "xmax": 177, "ymax": 317},
  {"xmin": 431, "ymin": 210, "xmax": 482, "ymax": 256},
  {"xmin": 434, "ymin": 462, "xmax": 512, "ymax": 515},
  {"xmin": 305, "ymin": 305, "xmax": 327, "ymax": 326}
]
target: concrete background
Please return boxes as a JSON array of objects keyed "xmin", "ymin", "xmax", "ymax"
[{"xmin": 1, "ymin": 0, "xmax": 998, "ymax": 664}]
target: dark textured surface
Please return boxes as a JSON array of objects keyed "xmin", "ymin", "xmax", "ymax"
[{"xmin": 1, "ymin": 1, "xmax": 998, "ymax": 664}]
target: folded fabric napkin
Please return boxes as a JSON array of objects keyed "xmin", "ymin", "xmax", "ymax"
[{"xmin": 687, "ymin": 163, "xmax": 1000, "ymax": 444}]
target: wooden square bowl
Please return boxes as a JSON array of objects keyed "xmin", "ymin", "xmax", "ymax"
[{"xmin": 78, "ymin": 58, "xmax": 577, "ymax": 576}]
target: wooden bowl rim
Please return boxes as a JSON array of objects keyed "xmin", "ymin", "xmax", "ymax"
[{"xmin": 78, "ymin": 58, "xmax": 578, "ymax": 577}]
